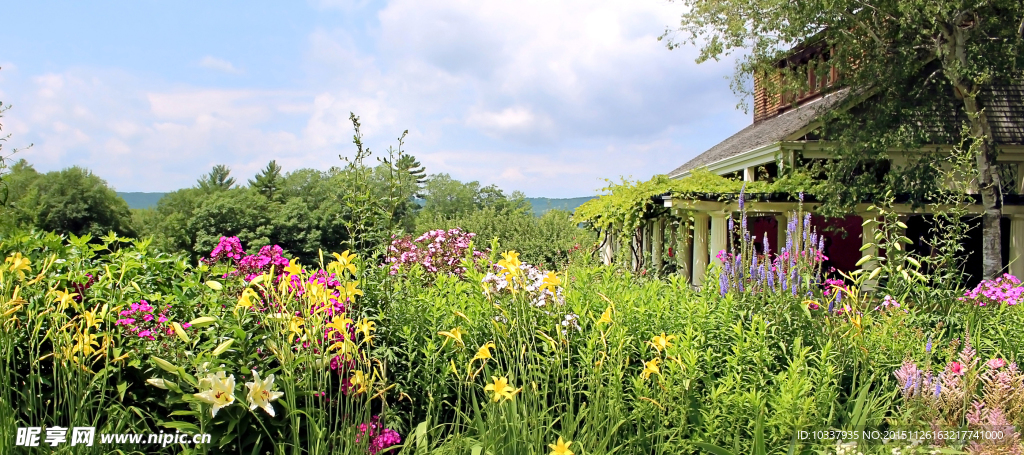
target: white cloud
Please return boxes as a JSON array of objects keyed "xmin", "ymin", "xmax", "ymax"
[
  {"xmin": 2, "ymin": 0, "xmax": 750, "ymax": 196},
  {"xmin": 198, "ymin": 56, "xmax": 244, "ymax": 74}
]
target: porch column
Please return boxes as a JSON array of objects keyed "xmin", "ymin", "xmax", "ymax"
[
  {"xmin": 743, "ymin": 166, "xmax": 756, "ymax": 182},
  {"xmin": 676, "ymin": 218, "xmax": 693, "ymax": 282},
  {"xmin": 692, "ymin": 212, "xmax": 710, "ymax": 287},
  {"xmin": 710, "ymin": 212, "xmax": 728, "ymax": 268},
  {"xmin": 599, "ymin": 229, "xmax": 615, "ymax": 266},
  {"xmin": 1011, "ymin": 216, "xmax": 1024, "ymax": 281},
  {"xmin": 653, "ymin": 218, "xmax": 665, "ymax": 272},
  {"xmin": 643, "ymin": 220, "xmax": 653, "ymax": 269},
  {"xmin": 774, "ymin": 214, "xmax": 788, "ymax": 254}
]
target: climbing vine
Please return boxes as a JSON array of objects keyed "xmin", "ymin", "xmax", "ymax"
[{"xmin": 576, "ymin": 169, "xmax": 820, "ymax": 247}]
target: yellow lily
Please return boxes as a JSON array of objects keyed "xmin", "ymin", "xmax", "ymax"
[
  {"xmin": 548, "ymin": 437, "xmax": 574, "ymax": 455},
  {"xmin": 330, "ymin": 250, "xmax": 358, "ymax": 277},
  {"xmin": 648, "ymin": 333, "xmax": 676, "ymax": 353},
  {"xmin": 284, "ymin": 259, "xmax": 303, "ymax": 277},
  {"xmin": 438, "ymin": 327, "xmax": 465, "ymax": 346},
  {"xmin": 5, "ymin": 253, "xmax": 32, "ymax": 281},
  {"xmin": 52, "ymin": 289, "xmax": 79, "ymax": 312},
  {"xmin": 483, "ymin": 376, "xmax": 518, "ymax": 402},
  {"xmin": 349, "ymin": 370, "xmax": 368, "ymax": 394},
  {"xmin": 326, "ymin": 314, "xmax": 353, "ymax": 337},
  {"xmin": 355, "ymin": 319, "xmax": 376, "ymax": 344},
  {"xmin": 287, "ymin": 316, "xmax": 305, "ymax": 342},
  {"xmin": 641, "ymin": 358, "xmax": 660, "ymax": 380},
  {"xmin": 540, "ymin": 272, "xmax": 561, "ymax": 293},
  {"xmin": 472, "ymin": 341, "xmax": 496, "ymax": 363},
  {"xmin": 237, "ymin": 288, "xmax": 259, "ymax": 311},
  {"xmin": 598, "ymin": 306, "xmax": 613, "ymax": 325},
  {"xmin": 342, "ymin": 281, "xmax": 364, "ymax": 301}
]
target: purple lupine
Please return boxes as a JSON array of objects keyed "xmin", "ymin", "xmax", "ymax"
[
  {"xmin": 926, "ymin": 338, "xmax": 933, "ymax": 353},
  {"xmin": 738, "ymin": 183, "xmax": 746, "ymax": 211},
  {"xmin": 728, "ymin": 217, "xmax": 735, "ymax": 233},
  {"xmin": 803, "ymin": 213, "xmax": 811, "ymax": 242},
  {"xmin": 759, "ymin": 264, "xmax": 767, "ymax": 289},
  {"xmin": 719, "ymin": 271, "xmax": 728, "ymax": 296},
  {"xmin": 763, "ymin": 232, "xmax": 771, "ymax": 255},
  {"xmin": 734, "ymin": 255, "xmax": 743, "ymax": 281}
]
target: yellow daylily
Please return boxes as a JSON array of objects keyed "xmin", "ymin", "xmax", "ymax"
[
  {"xmin": 342, "ymin": 281, "xmax": 364, "ymax": 301},
  {"xmin": 245, "ymin": 370, "xmax": 284, "ymax": 417},
  {"xmin": 438, "ymin": 327, "xmax": 465, "ymax": 346},
  {"xmin": 598, "ymin": 306, "xmax": 614, "ymax": 325},
  {"xmin": 483, "ymin": 376, "xmax": 518, "ymax": 402},
  {"xmin": 237, "ymin": 288, "xmax": 259, "ymax": 311},
  {"xmin": 548, "ymin": 437, "xmax": 574, "ymax": 455},
  {"xmin": 648, "ymin": 333, "xmax": 676, "ymax": 353},
  {"xmin": 52, "ymin": 289, "xmax": 79, "ymax": 312},
  {"xmin": 71, "ymin": 331, "xmax": 100, "ymax": 357},
  {"xmin": 326, "ymin": 314, "xmax": 354, "ymax": 336},
  {"xmin": 287, "ymin": 316, "xmax": 305, "ymax": 342},
  {"xmin": 330, "ymin": 250, "xmax": 359, "ymax": 277},
  {"xmin": 284, "ymin": 259, "xmax": 303, "ymax": 277},
  {"xmin": 81, "ymin": 310, "xmax": 100, "ymax": 329},
  {"xmin": 330, "ymin": 338, "xmax": 359, "ymax": 360},
  {"xmin": 355, "ymin": 319, "xmax": 376, "ymax": 344},
  {"xmin": 471, "ymin": 341, "xmax": 496, "ymax": 363},
  {"xmin": 349, "ymin": 370, "xmax": 368, "ymax": 394},
  {"xmin": 540, "ymin": 272, "xmax": 561, "ymax": 293},
  {"xmin": 5, "ymin": 253, "xmax": 32, "ymax": 281},
  {"xmin": 194, "ymin": 371, "xmax": 236, "ymax": 417},
  {"xmin": 496, "ymin": 251, "xmax": 522, "ymax": 279},
  {"xmin": 641, "ymin": 358, "xmax": 661, "ymax": 380}
]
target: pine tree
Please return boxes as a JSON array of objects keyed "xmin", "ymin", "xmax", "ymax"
[
  {"xmin": 197, "ymin": 164, "xmax": 236, "ymax": 192},
  {"xmin": 248, "ymin": 160, "xmax": 283, "ymax": 201}
]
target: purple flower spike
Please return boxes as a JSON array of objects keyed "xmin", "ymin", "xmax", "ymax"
[
  {"xmin": 763, "ymin": 232, "xmax": 771, "ymax": 255},
  {"xmin": 719, "ymin": 271, "xmax": 728, "ymax": 297}
]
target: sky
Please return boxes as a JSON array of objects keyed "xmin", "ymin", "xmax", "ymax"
[{"xmin": 0, "ymin": 0, "xmax": 750, "ymax": 198}]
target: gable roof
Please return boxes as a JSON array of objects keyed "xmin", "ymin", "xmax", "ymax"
[
  {"xmin": 667, "ymin": 89, "xmax": 851, "ymax": 178},
  {"xmin": 669, "ymin": 84, "xmax": 1024, "ymax": 179}
]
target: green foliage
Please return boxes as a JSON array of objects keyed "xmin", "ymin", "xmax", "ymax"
[
  {"xmin": 575, "ymin": 169, "xmax": 817, "ymax": 241},
  {"xmin": 248, "ymin": 160, "xmax": 284, "ymax": 201},
  {"xmin": 4, "ymin": 165, "xmax": 136, "ymax": 238},
  {"xmin": 197, "ymin": 164, "xmax": 236, "ymax": 193},
  {"xmin": 416, "ymin": 207, "xmax": 595, "ymax": 269}
]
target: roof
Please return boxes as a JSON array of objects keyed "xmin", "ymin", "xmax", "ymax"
[
  {"xmin": 667, "ymin": 89, "xmax": 851, "ymax": 178},
  {"xmin": 668, "ymin": 83, "xmax": 1024, "ymax": 178}
]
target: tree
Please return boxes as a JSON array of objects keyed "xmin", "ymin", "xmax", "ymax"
[
  {"xmin": 16, "ymin": 166, "xmax": 135, "ymax": 238},
  {"xmin": 197, "ymin": 164, "xmax": 236, "ymax": 192},
  {"xmin": 248, "ymin": 160, "xmax": 284, "ymax": 201},
  {"xmin": 665, "ymin": 0, "xmax": 1024, "ymax": 278}
]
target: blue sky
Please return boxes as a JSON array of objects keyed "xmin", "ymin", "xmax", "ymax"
[{"xmin": 0, "ymin": 0, "xmax": 749, "ymax": 197}]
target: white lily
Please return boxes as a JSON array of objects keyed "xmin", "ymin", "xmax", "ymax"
[
  {"xmin": 193, "ymin": 371, "xmax": 236, "ymax": 417},
  {"xmin": 245, "ymin": 370, "xmax": 284, "ymax": 417}
]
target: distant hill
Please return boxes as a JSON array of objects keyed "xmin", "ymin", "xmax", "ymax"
[
  {"xmin": 118, "ymin": 192, "xmax": 166, "ymax": 209},
  {"xmin": 525, "ymin": 197, "xmax": 595, "ymax": 216},
  {"xmin": 118, "ymin": 192, "xmax": 596, "ymax": 215}
]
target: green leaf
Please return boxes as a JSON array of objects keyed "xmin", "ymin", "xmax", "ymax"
[
  {"xmin": 693, "ymin": 442, "xmax": 736, "ymax": 455},
  {"xmin": 161, "ymin": 421, "xmax": 201, "ymax": 434}
]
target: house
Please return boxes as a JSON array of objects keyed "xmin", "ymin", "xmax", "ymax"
[{"xmin": 608, "ymin": 46, "xmax": 1024, "ymax": 288}]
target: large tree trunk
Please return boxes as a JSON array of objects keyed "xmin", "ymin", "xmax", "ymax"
[{"xmin": 942, "ymin": 17, "xmax": 1003, "ymax": 279}]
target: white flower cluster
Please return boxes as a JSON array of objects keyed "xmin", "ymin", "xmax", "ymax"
[{"xmin": 481, "ymin": 263, "xmax": 564, "ymax": 307}]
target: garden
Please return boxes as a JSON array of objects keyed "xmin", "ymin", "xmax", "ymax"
[{"xmin": 1, "ymin": 165, "xmax": 1022, "ymax": 454}]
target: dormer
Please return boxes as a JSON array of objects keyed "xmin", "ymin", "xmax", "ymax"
[{"xmin": 754, "ymin": 43, "xmax": 839, "ymax": 123}]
